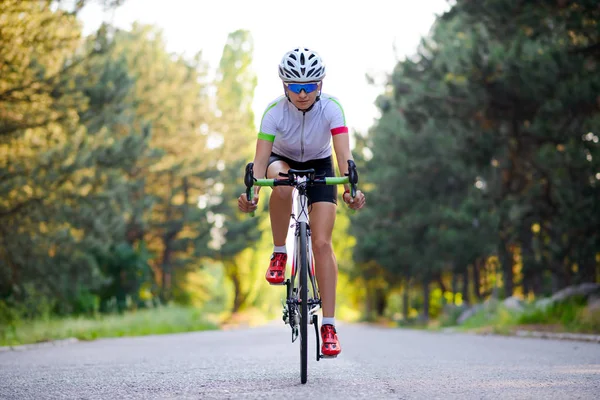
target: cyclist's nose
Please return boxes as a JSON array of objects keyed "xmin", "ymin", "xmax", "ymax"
[{"xmin": 298, "ymin": 89, "xmax": 308, "ymax": 98}]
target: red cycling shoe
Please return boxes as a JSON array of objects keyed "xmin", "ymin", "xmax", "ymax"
[
  {"xmin": 321, "ymin": 324, "xmax": 341, "ymax": 357},
  {"xmin": 265, "ymin": 252, "xmax": 287, "ymax": 284}
]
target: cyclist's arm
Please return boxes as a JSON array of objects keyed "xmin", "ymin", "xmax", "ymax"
[
  {"xmin": 332, "ymin": 133, "xmax": 354, "ymax": 193},
  {"xmin": 327, "ymin": 97, "xmax": 353, "ymax": 192},
  {"xmin": 251, "ymin": 101, "xmax": 279, "ymax": 197},
  {"xmin": 251, "ymin": 139, "xmax": 273, "ymax": 196}
]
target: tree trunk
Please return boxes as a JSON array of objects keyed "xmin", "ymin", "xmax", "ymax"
[
  {"xmin": 473, "ymin": 258, "xmax": 482, "ymax": 300},
  {"xmin": 532, "ymin": 272, "xmax": 544, "ymax": 297},
  {"xmin": 160, "ymin": 241, "xmax": 172, "ymax": 304},
  {"xmin": 402, "ymin": 278, "xmax": 410, "ymax": 320},
  {"xmin": 126, "ymin": 176, "xmax": 146, "ymax": 244},
  {"xmin": 451, "ymin": 269, "xmax": 458, "ymax": 305},
  {"xmin": 523, "ymin": 272, "xmax": 531, "ymax": 298},
  {"xmin": 436, "ymin": 272, "xmax": 447, "ymax": 294},
  {"xmin": 231, "ymin": 274, "xmax": 244, "ymax": 314},
  {"xmin": 363, "ymin": 280, "xmax": 371, "ymax": 320},
  {"xmin": 462, "ymin": 266, "xmax": 470, "ymax": 305},
  {"xmin": 422, "ymin": 277, "xmax": 430, "ymax": 322},
  {"xmin": 499, "ymin": 237, "xmax": 514, "ymax": 298},
  {"xmin": 228, "ymin": 262, "xmax": 247, "ymax": 314},
  {"xmin": 375, "ymin": 287, "xmax": 387, "ymax": 317},
  {"xmin": 520, "ymin": 221, "xmax": 536, "ymax": 298},
  {"xmin": 160, "ymin": 173, "xmax": 175, "ymax": 304},
  {"xmin": 577, "ymin": 247, "xmax": 597, "ymax": 284}
]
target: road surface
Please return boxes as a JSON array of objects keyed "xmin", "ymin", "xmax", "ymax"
[{"xmin": 1, "ymin": 321, "xmax": 599, "ymax": 399}]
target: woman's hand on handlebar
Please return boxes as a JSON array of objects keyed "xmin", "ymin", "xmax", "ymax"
[
  {"xmin": 343, "ymin": 189, "xmax": 365, "ymax": 210},
  {"xmin": 238, "ymin": 190, "xmax": 259, "ymax": 213}
]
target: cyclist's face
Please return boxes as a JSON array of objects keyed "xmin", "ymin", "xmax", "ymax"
[{"xmin": 284, "ymin": 81, "xmax": 322, "ymax": 110}]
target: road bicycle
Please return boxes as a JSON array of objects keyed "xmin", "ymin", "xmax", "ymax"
[{"xmin": 244, "ymin": 160, "xmax": 358, "ymax": 384}]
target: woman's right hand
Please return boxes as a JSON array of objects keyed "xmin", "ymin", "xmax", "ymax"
[{"xmin": 238, "ymin": 191, "xmax": 259, "ymax": 213}]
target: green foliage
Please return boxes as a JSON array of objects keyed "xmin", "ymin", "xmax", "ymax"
[
  {"xmin": 518, "ymin": 296, "xmax": 600, "ymax": 333},
  {"xmin": 2, "ymin": 0, "xmax": 598, "ymax": 333},
  {"xmin": 352, "ymin": 0, "xmax": 600, "ymax": 323},
  {"xmin": 98, "ymin": 23, "xmax": 215, "ymax": 303},
  {"xmin": 437, "ymin": 305, "xmax": 469, "ymax": 328},
  {"xmin": 444, "ymin": 296, "xmax": 600, "ymax": 335},
  {"xmin": 93, "ymin": 241, "xmax": 154, "ymax": 313},
  {"xmin": 459, "ymin": 301, "xmax": 522, "ymax": 334},
  {"xmin": 0, "ymin": 305, "xmax": 218, "ymax": 347},
  {"xmin": 0, "ymin": 3, "xmax": 217, "ymax": 321},
  {"xmin": 208, "ymin": 30, "xmax": 261, "ymax": 314}
]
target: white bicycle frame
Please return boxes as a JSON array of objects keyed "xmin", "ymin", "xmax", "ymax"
[
  {"xmin": 245, "ymin": 159, "xmax": 356, "ymax": 376},
  {"xmin": 291, "ymin": 175, "xmax": 321, "ymax": 323}
]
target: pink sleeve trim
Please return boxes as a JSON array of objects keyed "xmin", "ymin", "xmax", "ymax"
[{"xmin": 331, "ymin": 126, "xmax": 349, "ymax": 135}]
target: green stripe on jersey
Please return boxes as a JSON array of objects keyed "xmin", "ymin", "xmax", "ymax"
[
  {"xmin": 329, "ymin": 98, "xmax": 346, "ymax": 125},
  {"xmin": 258, "ymin": 132, "xmax": 275, "ymax": 142},
  {"xmin": 260, "ymin": 99, "xmax": 281, "ymax": 122}
]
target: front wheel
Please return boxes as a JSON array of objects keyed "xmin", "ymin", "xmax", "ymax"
[{"xmin": 298, "ymin": 221, "xmax": 308, "ymax": 384}]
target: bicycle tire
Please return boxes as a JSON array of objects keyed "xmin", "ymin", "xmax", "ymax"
[{"xmin": 299, "ymin": 221, "xmax": 308, "ymax": 384}]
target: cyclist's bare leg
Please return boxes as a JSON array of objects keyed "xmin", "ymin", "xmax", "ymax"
[
  {"xmin": 308, "ymin": 202, "xmax": 337, "ymax": 318},
  {"xmin": 266, "ymin": 161, "xmax": 293, "ymax": 246}
]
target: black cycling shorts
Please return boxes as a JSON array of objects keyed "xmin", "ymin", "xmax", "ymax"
[{"xmin": 267, "ymin": 153, "xmax": 337, "ymax": 205}]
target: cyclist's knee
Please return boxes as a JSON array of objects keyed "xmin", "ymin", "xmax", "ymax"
[
  {"xmin": 312, "ymin": 237, "xmax": 333, "ymax": 256},
  {"xmin": 272, "ymin": 186, "xmax": 293, "ymax": 200}
]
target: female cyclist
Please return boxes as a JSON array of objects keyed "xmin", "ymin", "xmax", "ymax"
[{"xmin": 238, "ymin": 47, "xmax": 366, "ymax": 357}]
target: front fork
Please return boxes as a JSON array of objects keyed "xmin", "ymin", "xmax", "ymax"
[
  {"xmin": 282, "ymin": 280, "xmax": 323, "ymax": 360},
  {"xmin": 281, "ymin": 224, "xmax": 323, "ymax": 360},
  {"xmin": 282, "ymin": 279, "xmax": 300, "ymax": 343}
]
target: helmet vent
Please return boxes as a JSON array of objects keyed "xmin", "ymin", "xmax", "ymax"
[{"xmin": 278, "ymin": 47, "xmax": 326, "ymax": 82}]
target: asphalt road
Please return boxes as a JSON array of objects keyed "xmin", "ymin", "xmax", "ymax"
[{"xmin": 1, "ymin": 321, "xmax": 599, "ymax": 399}]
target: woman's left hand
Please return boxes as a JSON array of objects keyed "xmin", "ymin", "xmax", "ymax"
[{"xmin": 343, "ymin": 189, "xmax": 366, "ymax": 210}]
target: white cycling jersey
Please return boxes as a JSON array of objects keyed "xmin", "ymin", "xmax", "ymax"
[{"xmin": 258, "ymin": 93, "xmax": 348, "ymax": 162}]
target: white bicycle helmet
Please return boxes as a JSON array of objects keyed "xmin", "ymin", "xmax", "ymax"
[{"xmin": 278, "ymin": 47, "xmax": 326, "ymax": 83}]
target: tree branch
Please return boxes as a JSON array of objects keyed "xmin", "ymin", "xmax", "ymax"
[{"xmin": 0, "ymin": 197, "xmax": 44, "ymax": 218}]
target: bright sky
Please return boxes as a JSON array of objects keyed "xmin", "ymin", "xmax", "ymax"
[{"xmin": 79, "ymin": 0, "xmax": 450, "ymax": 134}]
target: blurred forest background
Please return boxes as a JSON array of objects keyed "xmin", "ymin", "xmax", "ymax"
[{"xmin": 1, "ymin": 0, "xmax": 599, "ymax": 345}]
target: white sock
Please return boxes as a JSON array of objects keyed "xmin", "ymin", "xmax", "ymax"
[
  {"xmin": 322, "ymin": 317, "xmax": 335, "ymax": 326},
  {"xmin": 273, "ymin": 245, "xmax": 287, "ymax": 254}
]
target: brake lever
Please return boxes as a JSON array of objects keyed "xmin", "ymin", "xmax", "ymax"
[
  {"xmin": 244, "ymin": 162, "xmax": 257, "ymax": 217},
  {"xmin": 345, "ymin": 160, "xmax": 359, "ymax": 197},
  {"xmin": 244, "ymin": 162, "xmax": 256, "ymax": 188}
]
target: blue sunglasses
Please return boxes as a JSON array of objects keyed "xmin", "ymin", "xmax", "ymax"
[{"xmin": 285, "ymin": 82, "xmax": 319, "ymax": 94}]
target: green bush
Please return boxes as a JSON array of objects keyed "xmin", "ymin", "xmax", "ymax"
[
  {"xmin": 457, "ymin": 300, "xmax": 521, "ymax": 334},
  {"xmin": 0, "ymin": 305, "xmax": 219, "ymax": 347},
  {"xmin": 577, "ymin": 303, "xmax": 600, "ymax": 333},
  {"xmin": 518, "ymin": 296, "xmax": 600, "ymax": 333},
  {"xmin": 519, "ymin": 296, "xmax": 586, "ymax": 326},
  {"xmin": 0, "ymin": 300, "xmax": 20, "ymax": 343},
  {"xmin": 438, "ymin": 304, "xmax": 468, "ymax": 327}
]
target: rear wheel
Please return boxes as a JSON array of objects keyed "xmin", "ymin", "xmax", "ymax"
[{"xmin": 299, "ymin": 221, "xmax": 308, "ymax": 384}]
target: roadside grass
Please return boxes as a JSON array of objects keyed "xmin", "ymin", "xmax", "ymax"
[
  {"xmin": 455, "ymin": 304, "xmax": 521, "ymax": 335},
  {"xmin": 516, "ymin": 297, "xmax": 600, "ymax": 334},
  {"xmin": 433, "ymin": 296, "xmax": 600, "ymax": 335},
  {"xmin": 0, "ymin": 305, "xmax": 220, "ymax": 347}
]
